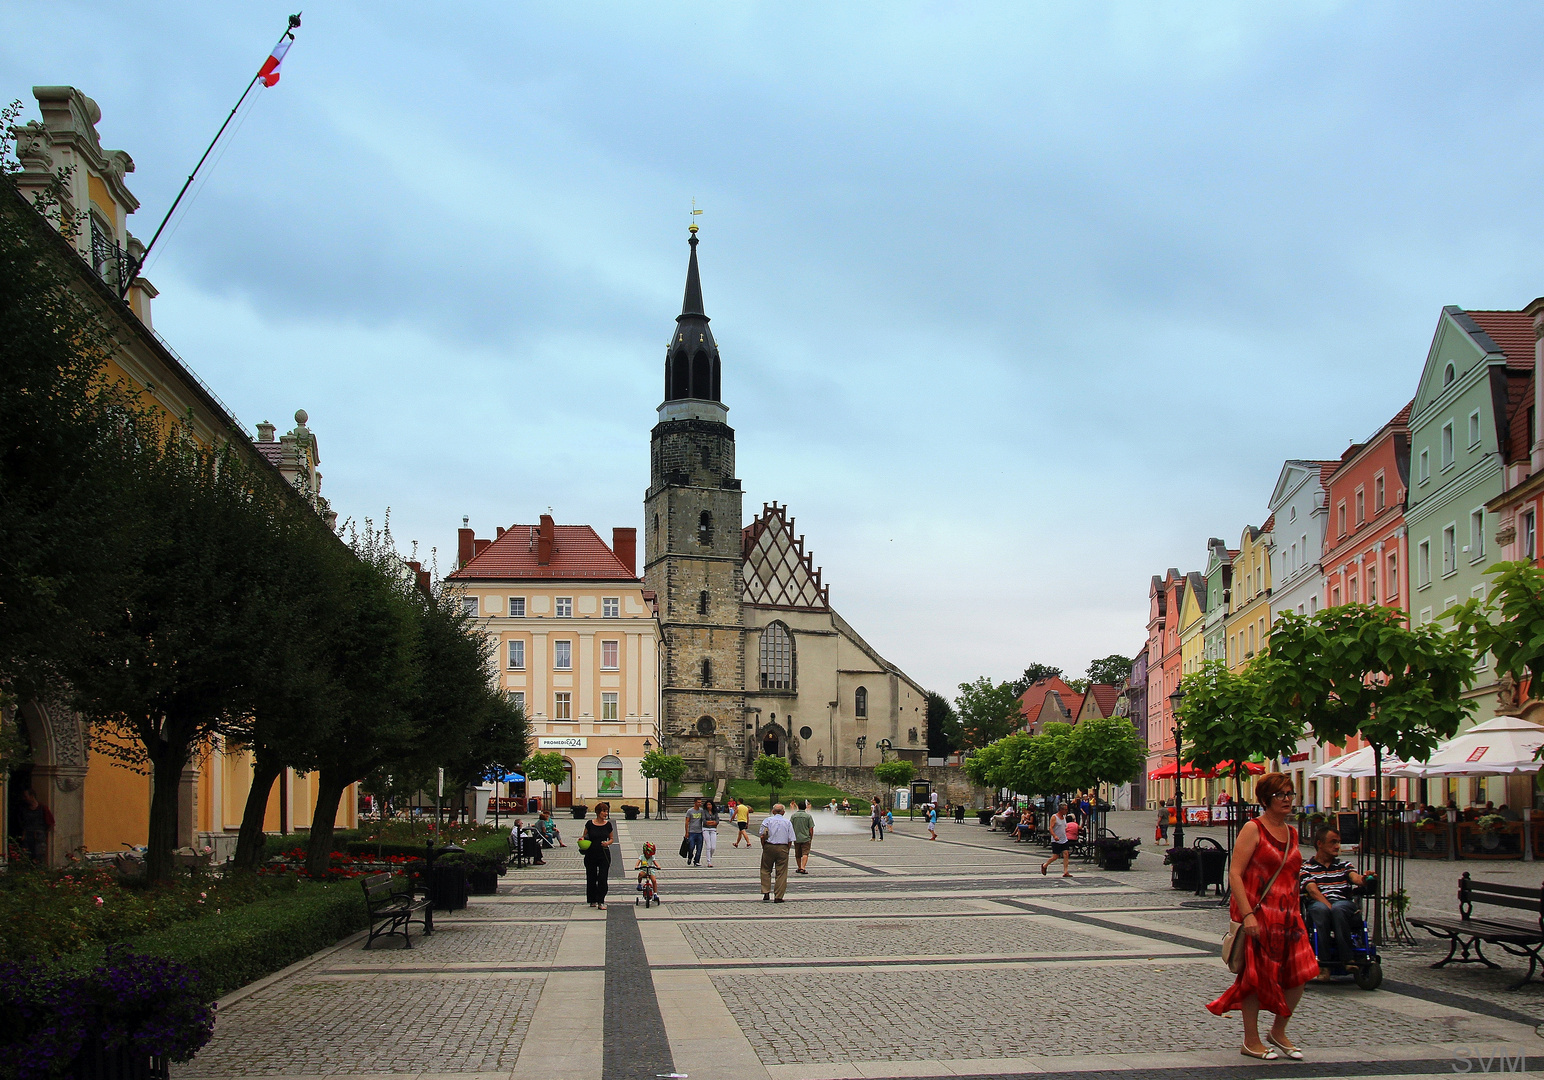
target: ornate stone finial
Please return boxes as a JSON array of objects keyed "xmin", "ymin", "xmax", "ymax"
[{"xmin": 294, "ymin": 408, "xmax": 309, "ymax": 426}]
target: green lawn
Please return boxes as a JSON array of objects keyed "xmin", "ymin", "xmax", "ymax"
[{"xmin": 724, "ymin": 778, "xmax": 885, "ymax": 813}]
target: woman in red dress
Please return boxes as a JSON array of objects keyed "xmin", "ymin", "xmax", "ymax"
[{"xmin": 1208, "ymin": 772, "xmax": 1318, "ymax": 1060}]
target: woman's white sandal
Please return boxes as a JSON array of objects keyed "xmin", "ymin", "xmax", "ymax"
[
  {"xmin": 1266, "ymin": 1036, "xmax": 1303, "ymax": 1060},
  {"xmin": 1241, "ymin": 1046, "xmax": 1279, "ymax": 1060}
]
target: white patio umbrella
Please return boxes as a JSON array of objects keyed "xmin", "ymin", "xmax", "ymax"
[
  {"xmin": 1310, "ymin": 744, "xmax": 1413, "ymax": 779},
  {"xmin": 1392, "ymin": 715, "xmax": 1544, "ymax": 777}
]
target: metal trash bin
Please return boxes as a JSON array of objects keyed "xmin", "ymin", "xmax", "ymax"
[
  {"xmin": 430, "ymin": 844, "xmax": 469, "ymax": 911},
  {"xmin": 1168, "ymin": 846, "xmax": 1199, "ymax": 891},
  {"xmin": 1192, "ymin": 839, "xmax": 1228, "ymax": 897}
]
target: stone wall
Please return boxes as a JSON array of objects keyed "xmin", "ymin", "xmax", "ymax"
[{"xmin": 788, "ymin": 764, "xmax": 990, "ymax": 807}]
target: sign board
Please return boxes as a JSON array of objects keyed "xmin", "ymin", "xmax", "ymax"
[
  {"xmin": 538, "ymin": 737, "xmax": 588, "ymax": 749},
  {"xmin": 1184, "ymin": 806, "xmax": 1211, "ymax": 824}
]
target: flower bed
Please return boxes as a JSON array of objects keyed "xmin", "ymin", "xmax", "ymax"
[{"xmin": 260, "ymin": 847, "xmax": 425, "ymax": 880}]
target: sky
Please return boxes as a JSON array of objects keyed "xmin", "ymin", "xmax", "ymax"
[{"xmin": 7, "ymin": 3, "xmax": 1544, "ymax": 699}]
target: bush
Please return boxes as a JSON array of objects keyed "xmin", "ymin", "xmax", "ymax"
[
  {"xmin": 65, "ymin": 881, "xmax": 368, "ymax": 1001},
  {"xmin": 263, "ymin": 830, "xmax": 361, "ymax": 859}
]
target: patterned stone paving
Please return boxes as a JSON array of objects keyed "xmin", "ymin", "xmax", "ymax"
[
  {"xmin": 324, "ymin": 921, "xmax": 564, "ymax": 965},
  {"xmin": 686, "ymin": 914, "xmax": 1130, "ymax": 959}
]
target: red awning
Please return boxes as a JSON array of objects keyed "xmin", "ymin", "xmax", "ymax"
[{"xmin": 1148, "ymin": 761, "xmax": 1204, "ymax": 780}]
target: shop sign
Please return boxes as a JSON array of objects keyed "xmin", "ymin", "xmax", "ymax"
[{"xmin": 538, "ymin": 736, "xmax": 588, "ymax": 749}]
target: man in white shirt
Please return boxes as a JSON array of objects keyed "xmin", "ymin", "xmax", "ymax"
[{"xmin": 759, "ymin": 803, "xmax": 796, "ymax": 902}]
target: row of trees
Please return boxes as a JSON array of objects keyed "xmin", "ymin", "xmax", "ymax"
[
  {"xmin": 962, "ymin": 716, "xmax": 1146, "ymax": 798},
  {"xmin": 0, "ymin": 166, "xmax": 526, "ymax": 882},
  {"xmin": 938, "ymin": 654, "xmax": 1137, "ymax": 755}
]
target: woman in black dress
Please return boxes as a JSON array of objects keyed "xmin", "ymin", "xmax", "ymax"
[{"xmin": 583, "ymin": 802, "xmax": 615, "ymax": 908}]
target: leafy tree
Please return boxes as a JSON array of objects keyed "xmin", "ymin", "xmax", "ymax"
[
  {"xmin": 523, "ymin": 751, "xmax": 570, "ymax": 807},
  {"xmin": 752, "ymin": 753, "xmax": 792, "ymax": 807},
  {"xmin": 1064, "ymin": 714, "xmax": 1148, "ymax": 794},
  {"xmin": 1085, "ymin": 654, "xmax": 1134, "ymax": 687},
  {"xmin": 962, "ymin": 738, "xmax": 1008, "ymax": 792},
  {"xmin": 926, "ymin": 691, "xmax": 961, "ymax": 756},
  {"xmin": 873, "ymin": 759, "xmax": 914, "ymax": 793},
  {"xmin": 638, "ymin": 749, "xmax": 686, "ymax": 806},
  {"xmin": 1015, "ymin": 722, "xmax": 1076, "ymax": 796},
  {"xmin": 1264, "ymin": 605, "xmax": 1477, "ymax": 797},
  {"xmin": 1010, "ymin": 663, "xmax": 1064, "ymax": 697},
  {"xmin": 955, "ymin": 677, "xmax": 1025, "ymax": 749},
  {"xmin": 1177, "ymin": 659, "xmax": 1302, "ymax": 805},
  {"xmin": 1457, "ymin": 561, "xmax": 1544, "ymax": 692}
]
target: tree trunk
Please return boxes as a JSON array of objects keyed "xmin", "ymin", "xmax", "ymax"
[
  {"xmin": 144, "ymin": 738, "xmax": 186, "ymax": 884},
  {"xmin": 305, "ymin": 768, "xmax": 349, "ymax": 877},
  {"xmin": 232, "ymin": 751, "xmax": 284, "ymax": 871}
]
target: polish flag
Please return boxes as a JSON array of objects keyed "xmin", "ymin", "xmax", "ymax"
[{"xmin": 258, "ymin": 33, "xmax": 293, "ymax": 87}]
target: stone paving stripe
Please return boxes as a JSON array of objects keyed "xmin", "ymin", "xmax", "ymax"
[
  {"xmin": 998, "ymin": 898, "xmax": 1212, "ymax": 952},
  {"xmin": 858, "ymin": 1059, "xmax": 1464, "ymax": 1080},
  {"xmin": 647, "ymin": 952, "xmax": 1197, "ymax": 970},
  {"xmin": 323, "ymin": 964, "xmax": 605, "ymax": 975},
  {"xmin": 808, "ymin": 850, "xmax": 888, "ymax": 874},
  {"xmin": 1378, "ymin": 978, "xmax": 1544, "ymax": 1029},
  {"xmin": 603, "ymin": 903, "xmax": 674, "ymax": 1080}
]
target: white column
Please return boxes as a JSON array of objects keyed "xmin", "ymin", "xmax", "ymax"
[{"xmin": 578, "ymin": 632, "xmax": 595, "ymax": 719}]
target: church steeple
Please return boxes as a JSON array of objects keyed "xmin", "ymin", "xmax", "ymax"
[{"xmin": 663, "ymin": 225, "xmax": 723, "ymax": 414}]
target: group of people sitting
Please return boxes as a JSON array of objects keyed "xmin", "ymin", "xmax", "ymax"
[
  {"xmin": 1415, "ymin": 800, "xmax": 1521, "ymax": 822},
  {"xmin": 507, "ymin": 811, "xmax": 566, "ymax": 864}
]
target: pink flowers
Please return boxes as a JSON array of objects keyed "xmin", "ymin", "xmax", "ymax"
[{"xmin": 94, "ymin": 897, "xmax": 104, "ymax": 906}]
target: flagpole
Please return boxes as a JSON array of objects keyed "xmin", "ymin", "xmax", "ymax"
[{"xmin": 119, "ymin": 12, "xmax": 301, "ymax": 298}]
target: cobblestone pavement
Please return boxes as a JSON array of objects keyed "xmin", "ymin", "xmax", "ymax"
[{"xmin": 174, "ymin": 811, "xmax": 1544, "ymax": 1079}]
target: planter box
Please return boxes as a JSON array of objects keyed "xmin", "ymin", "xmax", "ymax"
[
  {"xmin": 1094, "ymin": 840, "xmax": 1140, "ymax": 871},
  {"xmin": 570, "ymin": 806, "xmax": 589, "ymax": 820},
  {"xmin": 1411, "ymin": 828, "xmax": 1448, "ymax": 859},
  {"xmin": 621, "ymin": 807, "xmax": 640, "ymax": 820},
  {"xmin": 1458, "ymin": 823, "xmax": 1524, "ymax": 860},
  {"xmin": 467, "ymin": 868, "xmax": 499, "ymax": 895},
  {"xmin": 977, "ymin": 810, "xmax": 994, "ymax": 825}
]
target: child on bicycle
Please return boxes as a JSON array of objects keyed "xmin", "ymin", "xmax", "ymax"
[{"xmin": 635, "ymin": 841, "xmax": 661, "ymax": 905}]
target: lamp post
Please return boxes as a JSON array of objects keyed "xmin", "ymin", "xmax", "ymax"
[
  {"xmin": 643, "ymin": 738, "xmax": 653, "ymax": 820},
  {"xmin": 856, "ymin": 735, "xmax": 867, "ymax": 768},
  {"xmin": 1168, "ymin": 686, "xmax": 1186, "ymax": 851}
]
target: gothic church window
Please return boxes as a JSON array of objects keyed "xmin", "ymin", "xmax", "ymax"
[
  {"xmin": 855, "ymin": 686, "xmax": 868, "ymax": 718},
  {"xmin": 759, "ymin": 622, "xmax": 794, "ymax": 690},
  {"xmin": 701, "ymin": 658, "xmax": 713, "ymax": 686},
  {"xmin": 698, "ymin": 511, "xmax": 713, "ymax": 546},
  {"xmin": 698, "ymin": 590, "xmax": 710, "ymax": 615}
]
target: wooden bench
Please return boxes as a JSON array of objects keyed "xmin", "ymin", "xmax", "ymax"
[
  {"xmin": 1409, "ymin": 872, "xmax": 1544, "ymax": 989},
  {"xmin": 361, "ymin": 871, "xmax": 432, "ymax": 949}
]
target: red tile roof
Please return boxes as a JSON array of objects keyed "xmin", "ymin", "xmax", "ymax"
[
  {"xmin": 1086, "ymin": 683, "xmax": 1121, "ymax": 717},
  {"xmin": 449, "ymin": 524, "xmax": 637, "ymax": 581},
  {"xmin": 1018, "ymin": 676, "xmax": 1078, "ymax": 724},
  {"xmin": 1466, "ymin": 310, "xmax": 1536, "ymax": 370},
  {"xmin": 1260, "ymin": 513, "xmax": 1275, "ymax": 533}
]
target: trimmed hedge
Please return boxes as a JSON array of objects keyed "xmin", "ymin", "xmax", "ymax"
[
  {"xmin": 262, "ymin": 830, "xmax": 362, "ymax": 858},
  {"xmin": 63, "ymin": 881, "xmax": 368, "ymax": 1001},
  {"xmin": 345, "ymin": 835, "xmax": 510, "ymax": 861}
]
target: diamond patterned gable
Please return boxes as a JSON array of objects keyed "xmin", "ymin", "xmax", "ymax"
[{"xmin": 742, "ymin": 502, "xmax": 829, "ymax": 610}]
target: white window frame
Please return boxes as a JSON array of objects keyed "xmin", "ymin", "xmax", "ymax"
[
  {"xmin": 601, "ymin": 639, "xmax": 619, "ymax": 670},
  {"xmin": 601, "ymin": 691, "xmax": 619, "ymax": 721},
  {"xmin": 1469, "ymin": 507, "xmax": 1485, "ymax": 563},
  {"xmin": 1441, "ymin": 421, "xmax": 1454, "ymax": 469},
  {"xmin": 1374, "ymin": 471, "xmax": 1385, "ymax": 512},
  {"xmin": 509, "ymin": 596, "xmax": 526, "ymax": 618},
  {"xmin": 1387, "ymin": 552, "xmax": 1399, "ymax": 599},
  {"xmin": 1468, "ymin": 409, "xmax": 1481, "ymax": 449},
  {"xmin": 1525, "ymin": 509, "xmax": 1537, "ymax": 560},
  {"xmin": 555, "ymin": 597, "xmax": 573, "ymax": 618},
  {"xmin": 1418, "ymin": 539, "xmax": 1431, "ymax": 587},
  {"xmin": 462, "ymin": 596, "xmax": 479, "ymax": 617},
  {"xmin": 554, "ymin": 692, "xmax": 572, "ymax": 720},
  {"xmin": 602, "ymin": 596, "xmax": 620, "ymax": 618},
  {"xmin": 1337, "ymin": 501, "xmax": 1347, "ymax": 537},
  {"xmin": 1442, "ymin": 524, "xmax": 1457, "ymax": 576},
  {"xmin": 509, "ymin": 690, "xmax": 525, "ymax": 712},
  {"xmin": 1355, "ymin": 487, "xmax": 1365, "ymax": 526},
  {"xmin": 1419, "ymin": 606, "xmax": 1433, "ymax": 626},
  {"xmin": 507, "ymin": 639, "xmax": 525, "ymax": 670},
  {"xmin": 553, "ymin": 639, "xmax": 573, "ymax": 670}
]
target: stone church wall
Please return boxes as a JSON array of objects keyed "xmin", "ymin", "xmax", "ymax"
[{"xmin": 788, "ymin": 764, "xmax": 989, "ymax": 807}]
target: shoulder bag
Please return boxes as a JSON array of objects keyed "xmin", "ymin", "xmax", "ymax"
[{"xmin": 1221, "ymin": 830, "xmax": 1290, "ymax": 974}]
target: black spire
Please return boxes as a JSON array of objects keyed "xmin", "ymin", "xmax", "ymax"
[{"xmin": 664, "ymin": 225, "xmax": 721, "ymax": 404}]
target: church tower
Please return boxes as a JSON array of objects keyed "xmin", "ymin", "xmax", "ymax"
[{"xmin": 644, "ymin": 226, "xmax": 747, "ymax": 778}]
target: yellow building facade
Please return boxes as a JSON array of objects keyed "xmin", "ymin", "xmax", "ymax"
[
  {"xmin": 6, "ymin": 87, "xmax": 353, "ymax": 866},
  {"xmin": 1226, "ymin": 519, "xmax": 1275, "ymax": 671}
]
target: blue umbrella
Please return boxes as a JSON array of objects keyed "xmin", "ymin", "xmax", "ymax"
[{"xmin": 502, "ymin": 772, "xmax": 525, "ymax": 782}]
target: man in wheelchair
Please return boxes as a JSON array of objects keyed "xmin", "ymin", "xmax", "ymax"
[{"xmin": 1299, "ymin": 826, "xmax": 1375, "ymax": 979}]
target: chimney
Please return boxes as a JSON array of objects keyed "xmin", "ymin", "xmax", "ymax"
[
  {"xmin": 496, "ymin": 526, "xmax": 505, "ymax": 538},
  {"xmin": 473, "ymin": 539, "xmax": 491, "ymax": 556},
  {"xmin": 537, "ymin": 513, "xmax": 555, "ymax": 566},
  {"xmin": 457, "ymin": 524, "xmax": 475, "ymax": 568},
  {"xmin": 613, "ymin": 527, "xmax": 637, "ymax": 576},
  {"xmin": 406, "ymin": 560, "xmax": 431, "ymax": 596},
  {"xmin": 1529, "ymin": 296, "xmax": 1544, "ymax": 473}
]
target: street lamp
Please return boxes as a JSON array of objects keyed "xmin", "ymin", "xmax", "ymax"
[
  {"xmin": 856, "ymin": 735, "xmax": 867, "ymax": 767},
  {"xmin": 642, "ymin": 737, "xmax": 653, "ymax": 819},
  {"xmin": 1168, "ymin": 686, "xmax": 1186, "ymax": 851}
]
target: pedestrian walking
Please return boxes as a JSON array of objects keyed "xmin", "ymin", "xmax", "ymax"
[
  {"xmin": 684, "ymin": 797, "xmax": 706, "ymax": 865},
  {"xmin": 927, "ymin": 802, "xmax": 939, "ymax": 840},
  {"xmin": 869, "ymin": 799, "xmax": 885, "ymax": 841},
  {"xmin": 759, "ymin": 802, "xmax": 795, "ymax": 901},
  {"xmin": 1040, "ymin": 802, "xmax": 1073, "ymax": 877},
  {"xmin": 581, "ymin": 802, "xmax": 615, "ymax": 909},
  {"xmin": 1209, "ymin": 773, "xmax": 1316, "ymax": 1061},
  {"xmin": 732, "ymin": 799, "xmax": 752, "ymax": 846},
  {"xmin": 790, "ymin": 799, "xmax": 815, "ymax": 874},
  {"xmin": 701, "ymin": 800, "xmax": 720, "ymax": 866},
  {"xmin": 1156, "ymin": 802, "xmax": 1169, "ymax": 843}
]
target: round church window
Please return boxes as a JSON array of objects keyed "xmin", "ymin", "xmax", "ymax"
[
  {"xmin": 799, "ymin": 726, "xmax": 813, "ymax": 740},
  {"xmin": 697, "ymin": 716, "xmax": 716, "ymax": 736}
]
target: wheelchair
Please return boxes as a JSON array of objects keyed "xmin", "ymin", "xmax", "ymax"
[{"xmin": 1301, "ymin": 878, "xmax": 1382, "ymax": 990}]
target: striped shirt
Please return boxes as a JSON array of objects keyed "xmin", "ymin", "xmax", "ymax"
[{"xmin": 1299, "ymin": 857, "xmax": 1353, "ymax": 903}]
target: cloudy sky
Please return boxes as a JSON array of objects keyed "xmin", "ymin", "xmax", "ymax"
[{"xmin": 7, "ymin": 3, "xmax": 1544, "ymax": 697}]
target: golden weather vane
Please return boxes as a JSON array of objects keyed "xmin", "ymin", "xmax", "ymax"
[{"xmin": 690, "ymin": 198, "xmax": 703, "ymax": 234}]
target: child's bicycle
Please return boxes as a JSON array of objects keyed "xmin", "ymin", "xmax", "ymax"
[{"xmin": 635, "ymin": 841, "xmax": 660, "ymax": 908}]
